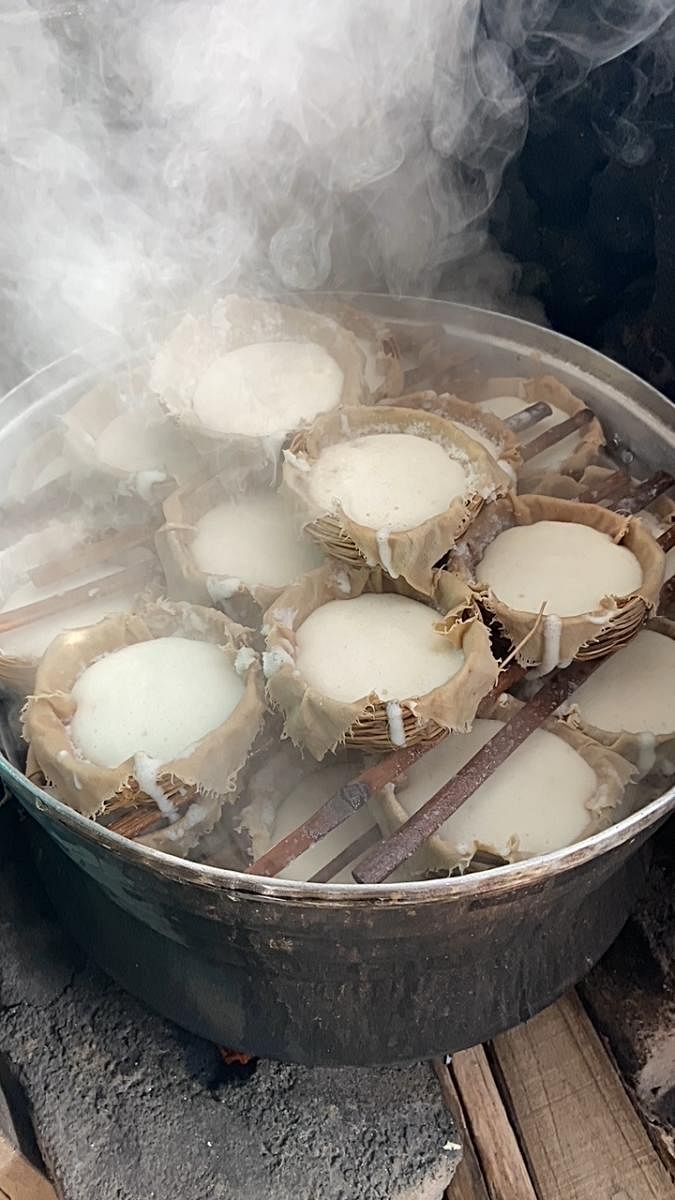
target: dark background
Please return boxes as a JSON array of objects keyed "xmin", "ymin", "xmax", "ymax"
[{"xmin": 484, "ymin": 47, "xmax": 675, "ymax": 405}]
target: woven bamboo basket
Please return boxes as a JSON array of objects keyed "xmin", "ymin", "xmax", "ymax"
[
  {"xmin": 262, "ymin": 563, "xmax": 498, "ymax": 760},
  {"xmin": 22, "ymin": 600, "xmax": 265, "ymax": 855},
  {"xmin": 445, "ymin": 493, "xmax": 664, "ymax": 670}
]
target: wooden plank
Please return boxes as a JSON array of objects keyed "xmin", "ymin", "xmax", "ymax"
[
  {"xmin": 491, "ymin": 991, "xmax": 674, "ymax": 1200},
  {"xmin": 0, "ymin": 1131, "xmax": 58, "ymax": 1200},
  {"xmin": 432, "ymin": 1061, "xmax": 490, "ymax": 1200},
  {"xmin": 445, "ymin": 1144, "xmax": 490, "ymax": 1200},
  {"xmin": 450, "ymin": 1045, "xmax": 537, "ymax": 1200}
]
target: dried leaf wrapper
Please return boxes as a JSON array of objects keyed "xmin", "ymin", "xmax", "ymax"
[
  {"xmin": 379, "ymin": 389, "xmax": 522, "ymax": 476},
  {"xmin": 263, "ymin": 564, "xmax": 499, "ymax": 760}
]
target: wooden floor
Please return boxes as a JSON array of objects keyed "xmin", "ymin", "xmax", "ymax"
[{"xmin": 442, "ymin": 991, "xmax": 674, "ymax": 1200}]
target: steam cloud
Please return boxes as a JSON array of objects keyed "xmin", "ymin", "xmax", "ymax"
[{"xmin": 1, "ymin": 0, "xmax": 674, "ymax": 387}]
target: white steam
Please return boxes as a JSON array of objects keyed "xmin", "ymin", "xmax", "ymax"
[{"xmin": 1, "ymin": 0, "xmax": 674, "ymax": 386}]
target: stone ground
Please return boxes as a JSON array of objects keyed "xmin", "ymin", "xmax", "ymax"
[{"xmin": 0, "ymin": 802, "xmax": 460, "ymax": 1200}]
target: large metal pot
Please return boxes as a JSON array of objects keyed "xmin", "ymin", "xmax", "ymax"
[{"xmin": 1, "ymin": 297, "xmax": 674, "ymax": 1066}]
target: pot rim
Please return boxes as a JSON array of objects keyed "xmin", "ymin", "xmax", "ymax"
[
  {"xmin": 3, "ymin": 753, "xmax": 674, "ymax": 903},
  {"xmin": 2, "ymin": 295, "xmax": 675, "ymax": 905}
]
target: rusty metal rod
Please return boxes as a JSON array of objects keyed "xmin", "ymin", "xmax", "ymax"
[
  {"xmin": 658, "ymin": 523, "xmax": 675, "ymax": 554},
  {"xmin": 246, "ymin": 663, "xmax": 525, "ymax": 878},
  {"xmin": 605, "ymin": 471, "xmax": 674, "ymax": 516},
  {"xmin": 502, "ymin": 400, "xmax": 552, "ymax": 434},
  {"xmin": 519, "ymin": 407, "xmax": 593, "ymax": 462},
  {"xmin": 247, "ymin": 742, "xmax": 438, "ymax": 879},
  {"xmin": 351, "ymin": 661, "xmax": 597, "ymax": 886},
  {"xmin": 308, "ymin": 825, "xmax": 383, "ymax": 884}
]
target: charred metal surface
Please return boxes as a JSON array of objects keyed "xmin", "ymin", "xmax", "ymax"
[{"xmin": 20, "ymin": 800, "xmax": 656, "ymax": 1065}]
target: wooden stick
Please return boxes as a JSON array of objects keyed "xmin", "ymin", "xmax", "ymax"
[
  {"xmin": 28, "ymin": 524, "xmax": 156, "ymax": 588},
  {"xmin": 0, "ymin": 560, "xmax": 155, "ymax": 634},
  {"xmin": 351, "ymin": 660, "xmax": 596, "ymax": 885},
  {"xmin": 99, "ymin": 799, "xmax": 189, "ymax": 840},
  {"xmin": 519, "ymin": 407, "xmax": 593, "ymax": 462},
  {"xmin": 502, "ymin": 400, "xmax": 552, "ymax": 434},
  {"xmin": 432, "ymin": 1060, "xmax": 489, "ymax": 1200}
]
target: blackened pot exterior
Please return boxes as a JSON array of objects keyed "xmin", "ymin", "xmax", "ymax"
[{"xmin": 11, "ymin": 769, "xmax": 662, "ymax": 1065}]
